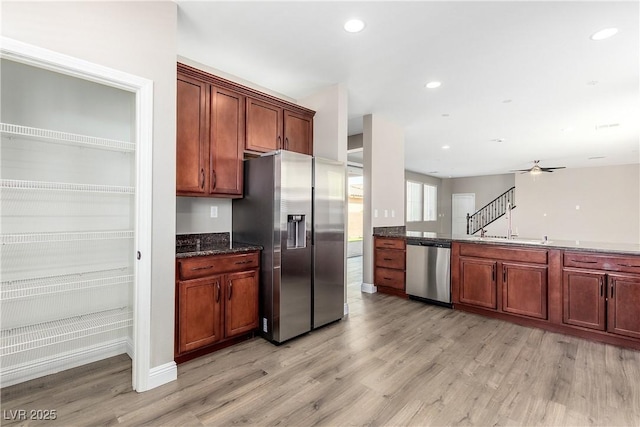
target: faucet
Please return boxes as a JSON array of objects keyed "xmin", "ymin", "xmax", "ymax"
[{"xmin": 506, "ymin": 202, "xmax": 518, "ymax": 239}]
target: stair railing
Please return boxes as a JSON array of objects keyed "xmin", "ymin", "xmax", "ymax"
[{"xmin": 466, "ymin": 186, "xmax": 516, "ymax": 235}]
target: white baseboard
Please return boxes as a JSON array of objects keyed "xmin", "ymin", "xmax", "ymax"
[
  {"xmin": 361, "ymin": 282, "xmax": 377, "ymax": 294},
  {"xmin": 344, "ymin": 303, "xmax": 349, "ymax": 315},
  {"xmin": 1, "ymin": 339, "xmax": 128, "ymax": 388},
  {"xmin": 144, "ymin": 361, "xmax": 177, "ymax": 391}
]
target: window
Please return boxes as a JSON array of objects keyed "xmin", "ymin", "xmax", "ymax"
[{"xmin": 406, "ymin": 181, "xmax": 437, "ymax": 222}]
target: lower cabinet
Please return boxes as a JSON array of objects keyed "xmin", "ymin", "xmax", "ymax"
[
  {"xmin": 563, "ymin": 268, "xmax": 640, "ymax": 339},
  {"xmin": 502, "ymin": 262, "xmax": 547, "ymax": 320},
  {"xmin": 373, "ymin": 237, "xmax": 406, "ymax": 296},
  {"xmin": 453, "ymin": 243, "xmax": 640, "ymax": 350},
  {"xmin": 457, "ymin": 251, "xmax": 548, "ymax": 320},
  {"xmin": 459, "ymin": 257, "xmax": 496, "ymax": 309},
  {"xmin": 176, "ymin": 251, "xmax": 259, "ymax": 361}
]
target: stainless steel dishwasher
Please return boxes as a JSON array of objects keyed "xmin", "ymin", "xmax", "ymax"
[{"xmin": 406, "ymin": 240, "xmax": 452, "ymax": 307}]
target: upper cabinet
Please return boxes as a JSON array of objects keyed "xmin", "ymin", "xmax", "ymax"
[
  {"xmin": 283, "ymin": 109, "xmax": 313, "ymax": 155},
  {"xmin": 177, "ymin": 63, "xmax": 315, "ymax": 198},
  {"xmin": 176, "ymin": 75, "xmax": 208, "ymax": 195}
]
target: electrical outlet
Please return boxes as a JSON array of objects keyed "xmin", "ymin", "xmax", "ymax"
[
  {"xmin": 384, "ymin": 209, "xmax": 388, "ymax": 218},
  {"xmin": 210, "ymin": 206, "xmax": 218, "ymax": 218},
  {"xmin": 391, "ymin": 209, "xmax": 395, "ymax": 218},
  {"xmin": 263, "ymin": 318, "xmax": 268, "ymax": 333}
]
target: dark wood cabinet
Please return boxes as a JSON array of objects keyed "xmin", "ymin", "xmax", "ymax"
[
  {"xmin": 176, "ymin": 75, "xmax": 207, "ymax": 194},
  {"xmin": 459, "ymin": 257, "xmax": 496, "ymax": 309},
  {"xmin": 175, "ymin": 251, "xmax": 259, "ymax": 362},
  {"xmin": 225, "ymin": 270, "xmax": 259, "ymax": 337},
  {"xmin": 502, "ymin": 263, "xmax": 547, "ymax": 320},
  {"xmin": 177, "ymin": 63, "xmax": 315, "ymax": 197},
  {"xmin": 178, "ymin": 276, "xmax": 223, "ymax": 353},
  {"xmin": 177, "ymin": 67, "xmax": 244, "ymax": 198},
  {"xmin": 210, "ymin": 87, "xmax": 245, "ymax": 196},
  {"xmin": 245, "ymin": 97, "xmax": 282, "ymax": 153},
  {"xmin": 454, "ymin": 243, "xmax": 549, "ymax": 319},
  {"xmin": 607, "ymin": 273, "xmax": 640, "ymax": 339},
  {"xmin": 562, "ymin": 253, "xmax": 640, "ymax": 340},
  {"xmin": 562, "ymin": 268, "xmax": 606, "ymax": 330},
  {"xmin": 245, "ymin": 100, "xmax": 314, "ymax": 156},
  {"xmin": 374, "ymin": 237, "xmax": 406, "ymax": 296},
  {"xmin": 283, "ymin": 109, "xmax": 313, "ymax": 155},
  {"xmin": 452, "ymin": 242, "xmax": 640, "ymax": 351}
]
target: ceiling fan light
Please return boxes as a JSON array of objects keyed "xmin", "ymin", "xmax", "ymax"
[{"xmin": 530, "ymin": 166, "xmax": 542, "ymax": 175}]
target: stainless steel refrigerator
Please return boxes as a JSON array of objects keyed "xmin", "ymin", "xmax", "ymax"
[{"xmin": 232, "ymin": 150, "xmax": 345, "ymax": 343}]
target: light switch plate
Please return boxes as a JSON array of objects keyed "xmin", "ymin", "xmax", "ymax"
[{"xmin": 210, "ymin": 206, "xmax": 218, "ymax": 218}]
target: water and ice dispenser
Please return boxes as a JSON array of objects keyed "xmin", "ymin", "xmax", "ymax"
[{"xmin": 286, "ymin": 214, "xmax": 306, "ymax": 248}]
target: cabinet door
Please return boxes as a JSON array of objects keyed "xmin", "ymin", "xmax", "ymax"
[
  {"xmin": 459, "ymin": 257, "xmax": 497, "ymax": 309},
  {"xmin": 225, "ymin": 270, "xmax": 259, "ymax": 338},
  {"xmin": 502, "ymin": 263, "xmax": 548, "ymax": 320},
  {"xmin": 562, "ymin": 268, "xmax": 605, "ymax": 330},
  {"xmin": 607, "ymin": 273, "xmax": 640, "ymax": 339},
  {"xmin": 176, "ymin": 75, "xmax": 207, "ymax": 194},
  {"xmin": 245, "ymin": 98, "xmax": 282, "ymax": 153},
  {"xmin": 283, "ymin": 109, "xmax": 313, "ymax": 155},
  {"xmin": 178, "ymin": 276, "xmax": 223, "ymax": 353},
  {"xmin": 210, "ymin": 86, "xmax": 245, "ymax": 196}
]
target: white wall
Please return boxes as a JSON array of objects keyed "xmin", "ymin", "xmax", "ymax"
[
  {"xmin": 176, "ymin": 198, "xmax": 232, "ymax": 235},
  {"xmin": 362, "ymin": 114, "xmax": 405, "ymax": 284},
  {"xmin": 2, "ymin": 1, "xmax": 178, "ymax": 369},
  {"xmin": 512, "ymin": 164, "xmax": 640, "ymax": 244},
  {"xmin": 299, "ymin": 83, "xmax": 348, "ymax": 163}
]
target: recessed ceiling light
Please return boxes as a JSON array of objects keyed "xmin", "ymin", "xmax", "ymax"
[
  {"xmin": 588, "ymin": 156, "xmax": 606, "ymax": 160},
  {"xmin": 502, "ymin": 99, "xmax": 512, "ymax": 103},
  {"xmin": 587, "ymin": 80, "xmax": 599, "ymax": 86},
  {"xmin": 441, "ymin": 145, "xmax": 450, "ymax": 150},
  {"xmin": 491, "ymin": 138, "xmax": 506, "ymax": 143},
  {"xmin": 590, "ymin": 28, "xmax": 618, "ymax": 41},
  {"xmin": 344, "ymin": 19, "xmax": 365, "ymax": 33},
  {"xmin": 425, "ymin": 81, "xmax": 441, "ymax": 89},
  {"xmin": 442, "ymin": 113, "xmax": 450, "ymax": 117}
]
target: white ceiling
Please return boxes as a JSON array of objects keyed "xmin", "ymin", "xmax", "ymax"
[{"xmin": 177, "ymin": 1, "xmax": 639, "ymax": 178}]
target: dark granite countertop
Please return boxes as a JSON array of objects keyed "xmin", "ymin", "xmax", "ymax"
[
  {"xmin": 176, "ymin": 233, "xmax": 262, "ymax": 259},
  {"xmin": 372, "ymin": 227, "xmax": 640, "ymax": 256}
]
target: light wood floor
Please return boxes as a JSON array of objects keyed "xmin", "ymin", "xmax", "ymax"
[{"xmin": 2, "ymin": 256, "xmax": 640, "ymax": 426}]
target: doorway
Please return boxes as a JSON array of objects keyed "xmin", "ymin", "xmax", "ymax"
[{"xmin": 452, "ymin": 193, "xmax": 475, "ymax": 236}]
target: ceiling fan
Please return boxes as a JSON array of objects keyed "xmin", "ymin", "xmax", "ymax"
[{"xmin": 512, "ymin": 160, "xmax": 566, "ymax": 175}]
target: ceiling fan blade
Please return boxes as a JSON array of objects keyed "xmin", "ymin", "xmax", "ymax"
[
  {"xmin": 510, "ymin": 169, "xmax": 532, "ymax": 172},
  {"xmin": 540, "ymin": 166, "xmax": 566, "ymax": 171}
]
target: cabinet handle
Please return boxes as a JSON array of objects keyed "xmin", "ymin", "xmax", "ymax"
[
  {"xmin": 383, "ymin": 258, "xmax": 393, "ymax": 261},
  {"xmin": 383, "ymin": 277, "xmax": 392, "ymax": 280},
  {"xmin": 492, "ymin": 265, "xmax": 496, "ymax": 282},
  {"xmin": 234, "ymin": 260, "xmax": 249, "ymax": 265},
  {"xmin": 211, "ymin": 169, "xmax": 217, "ymax": 190},
  {"xmin": 277, "ymin": 136, "xmax": 282, "ymax": 149},
  {"xmin": 617, "ymin": 263, "xmax": 640, "ymax": 268},
  {"xmin": 573, "ymin": 260, "xmax": 597, "ymax": 264},
  {"xmin": 200, "ymin": 168, "xmax": 205, "ymax": 189},
  {"xmin": 600, "ymin": 277, "xmax": 603, "ymax": 297},
  {"xmin": 191, "ymin": 265, "xmax": 213, "ymax": 271},
  {"xmin": 383, "ymin": 243, "xmax": 394, "ymax": 246},
  {"xmin": 228, "ymin": 281, "xmax": 233, "ymax": 300},
  {"xmin": 503, "ymin": 267, "xmax": 506, "ymax": 283},
  {"xmin": 285, "ymin": 137, "xmax": 289, "ymax": 150},
  {"xmin": 610, "ymin": 282, "xmax": 614, "ymax": 298},
  {"xmin": 216, "ymin": 282, "xmax": 220, "ymax": 303}
]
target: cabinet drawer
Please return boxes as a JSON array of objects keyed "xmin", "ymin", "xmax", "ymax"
[
  {"xmin": 375, "ymin": 249, "xmax": 405, "ymax": 270},
  {"xmin": 375, "ymin": 238, "xmax": 405, "ymax": 250},
  {"xmin": 375, "ymin": 267, "xmax": 405, "ymax": 290},
  {"xmin": 178, "ymin": 252, "xmax": 259, "ymax": 280},
  {"xmin": 564, "ymin": 252, "xmax": 640, "ymax": 274},
  {"xmin": 459, "ymin": 243, "xmax": 547, "ymax": 264}
]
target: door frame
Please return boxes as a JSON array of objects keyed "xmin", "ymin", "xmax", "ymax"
[
  {"xmin": 1, "ymin": 37, "xmax": 154, "ymax": 392},
  {"xmin": 452, "ymin": 193, "xmax": 476, "ymax": 236}
]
